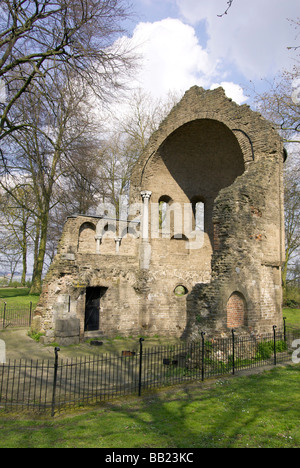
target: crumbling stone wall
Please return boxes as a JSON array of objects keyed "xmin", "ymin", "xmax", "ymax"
[{"xmin": 33, "ymin": 86, "xmax": 285, "ymax": 344}]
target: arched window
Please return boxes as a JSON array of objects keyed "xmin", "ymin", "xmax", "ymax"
[
  {"xmin": 195, "ymin": 201, "xmax": 205, "ymax": 232},
  {"xmin": 78, "ymin": 222, "xmax": 96, "ymax": 253},
  {"xmin": 227, "ymin": 292, "xmax": 247, "ymax": 328},
  {"xmin": 158, "ymin": 195, "xmax": 172, "ymax": 230},
  {"xmin": 191, "ymin": 197, "xmax": 205, "ymax": 232}
]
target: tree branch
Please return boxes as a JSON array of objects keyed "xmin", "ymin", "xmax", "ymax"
[{"xmin": 218, "ymin": 0, "xmax": 234, "ymax": 18}]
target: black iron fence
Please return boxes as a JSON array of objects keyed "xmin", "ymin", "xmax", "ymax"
[
  {"xmin": 0, "ymin": 302, "xmax": 33, "ymax": 329},
  {"xmin": 0, "ymin": 326, "xmax": 300, "ymax": 416}
]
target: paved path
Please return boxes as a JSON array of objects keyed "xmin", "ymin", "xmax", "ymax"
[
  {"xmin": 0, "ymin": 329, "xmax": 55, "ymax": 361},
  {"xmin": 0, "ymin": 328, "xmax": 182, "ymax": 362}
]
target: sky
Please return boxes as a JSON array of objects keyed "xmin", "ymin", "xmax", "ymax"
[{"xmin": 118, "ymin": 0, "xmax": 299, "ymax": 105}]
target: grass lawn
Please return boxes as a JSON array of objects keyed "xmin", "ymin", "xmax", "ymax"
[
  {"xmin": 0, "ymin": 288, "xmax": 40, "ymax": 309},
  {"xmin": 0, "ymin": 365, "xmax": 299, "ymax": 448},
  {"xmin": 283, "ymin": 308, "xmax": 300, "ymax": 328}
]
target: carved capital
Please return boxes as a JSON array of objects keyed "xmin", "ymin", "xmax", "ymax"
[{"xmin": 141, "ymin": 190, "xmax": 152, "ymax": 201}]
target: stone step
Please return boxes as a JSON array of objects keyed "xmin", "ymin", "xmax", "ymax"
[{"xmin": 84, "ymin": 330, "xmax": 106, "ymax": 339}]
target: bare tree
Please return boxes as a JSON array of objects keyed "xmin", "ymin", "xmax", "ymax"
[
  {"xmin": 99, "ymin": 134, "xmax": 136, "ymax": 217},
  {"xmin": 282, "ymin": 155, "xmax": 300, "ymax": 289},
  {"xmin": 0, "ymin": 0, "xmax": 134, "ymax": 145},
  {"xmin": 252, "ymin": 67, "xmax": 300, "ymax": 292},
  {"xmin": 0, "ymin": 187, "xmax": 36, "ymax": 285},
  {"xmin": 287, "ymin": 18, "xmax": 300, "ymax": 52},
  {"xmin": 60, "ymin": 148, "xmax": 105, "ymax": 216},
  {"xmin": 254, "ymin": 68, "xmax": 300, "ymax": 144},
  {"xmin": 98, "ymin": 89, "xmax": 180, "ymax": 216},
  {"xmin": 0, "ymin": 237, "xmax": 21, "ymax": 284},
  {"xmin": 0, "ymin": 69, "xmax": 103, "ymax": 293},
  {"xmin": 117, "ymin": 89, "xmax": 180, "ymax": 151},
  {"xmin": 0, "ymin": 1, "xmax": 137, "ymax": 290},
  {"xmin": 0, "ymin": 196, "xmax": 23, "ymax": 284}
]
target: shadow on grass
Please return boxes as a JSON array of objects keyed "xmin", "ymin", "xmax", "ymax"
[
  {"xmin": 102, "ymin": 365, "xmax": 300, "ymax": 449},
  {"xmin": 0, "ymin": 365, "xmax": 299, "ymax": 448}
]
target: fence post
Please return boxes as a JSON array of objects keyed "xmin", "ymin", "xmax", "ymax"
[
  {"xmin": 51, "ymin": 347, "xmax": 60, "ymax": 417},
  {"xmin": 29, "ymin": 302, "xmax": 33, "ymax": 326},
  {"xmin": 283, "ymin": 317, "xmax": 287, "ymax": 343},
  {"xmin": 273, "ymin": 325, "xmax": 277, "ymax": 366},
  {"xmin": 2, "ymin": 302, "xmax": 6, "ymax": 329},
  {"xmin": 232, "ymin": 329, "xmax": 235, "ymax": 375},
  {"xmin": 138, "ymin": 338, "xmax": 144, "ymax": 397},
  {"xmin": 201, "ymin": 332, "xmax": 206, "ymax": 382}
]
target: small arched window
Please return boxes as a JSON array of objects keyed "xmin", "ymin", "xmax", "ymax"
[
  {"xmin": 195, "ymin": 201, "xmax": 205, "ymax": 232},
  {"xmin": 191, "ymin": 197, "xmax": 205, "ymax": 232},
  {"xmin": 78, "ymin": 222, "xmax": 96, "ymax": 253},
  {"xmin": 227, "ymin": 292, "xmax": 247, "ymax": 329},
  {"xmin": 158, "ymin": 195, "xmax": 172, "ymax": 230},
  {"xmin": 174, "ymin": 285, "xmax": 189, "ymax": 297}
]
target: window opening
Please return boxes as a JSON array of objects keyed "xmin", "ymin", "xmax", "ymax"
[
  {"xmin": 158, "ymin": 196, "xmax": 172, "ymax": 230},
  {"xmin": 174, "ymin": 285, "xmax": 188, "ymax": 297},
  {"xmin": 195, "ymin": 201, "xmax": 205, "ymax": 232}
]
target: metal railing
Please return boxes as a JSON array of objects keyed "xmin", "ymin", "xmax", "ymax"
[
  {"xmin": 0, "ymin": 302, "xmax": 33, "ymax": 329},
  {"xmin": 0, "ymin": 326, "xmax": 299, "ymax": 416}
]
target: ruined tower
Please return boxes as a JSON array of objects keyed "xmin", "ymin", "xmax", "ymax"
[{"xmin": 33, "ymin": 87, "xmax": 285, "ymax": 344}]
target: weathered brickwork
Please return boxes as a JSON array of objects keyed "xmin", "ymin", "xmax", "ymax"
[
  {"xmin": 33, "ymin": 86, "xmax": 285, "ymax": 343},
  {"xmin": 227, "ymin": 292, "xmax": 247, "ymax": 329}
]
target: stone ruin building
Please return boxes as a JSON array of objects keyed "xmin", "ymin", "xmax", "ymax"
[{"xmin": 33, "ymin": 86, "xmax": 286, "ymax": 345}]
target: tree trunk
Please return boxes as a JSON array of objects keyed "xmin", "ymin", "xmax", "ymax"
[
  {"xmin": 21, "ymin": 217, "xmax": 27, "ymax": 286},
  {"xmin": 32, "ymin": 220, "xmax": 41, "ymax": 280},
  {"xmin": 30, "ymin": 215, "xmax": 48, "ymax": 295},
  {"xmin": 21, "ymin": 246, "xmax": 27, "ymax": 287}
]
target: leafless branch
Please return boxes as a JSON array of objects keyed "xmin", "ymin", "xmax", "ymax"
[
  {"xmin": 218, "ymin": 0, "xmax": 234, "ymax": 18},
  {"xmin": 0, "ymin": 0, "xmax": 135, "ymax": 143}
]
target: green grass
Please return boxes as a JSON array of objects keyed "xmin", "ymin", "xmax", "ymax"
[
  {"xmin": 283, "ymin": 308, "xmax": 300, "ymax": 328},
  {"xmin": 0, "ymin": 365, "xmax": 299, "ymax": 448},
  {"xmin": 0, "ymin": 288, "xmax": 40, "ymax": 309}
]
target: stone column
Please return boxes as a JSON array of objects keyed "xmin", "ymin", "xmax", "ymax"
[
  {"xmin": 140, "ymin": 191, "xmax": 152, "ymax": 270},
  {"xmin": 115, "ymin": 237, "xmax": 122, "ymax": 254},
  {"xmin": 141, "ymin": 191, "xmax": 152, "ymax": 241},
  {"xmin": 95, "ymin": 235, "xmax": 102, "ymax": 254}
]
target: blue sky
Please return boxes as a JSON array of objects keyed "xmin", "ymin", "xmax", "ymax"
[{"xmin": 119, "ymin": 0, "xmax": 299, "ymax": 104}]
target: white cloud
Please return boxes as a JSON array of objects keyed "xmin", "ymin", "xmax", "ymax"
[
  {"xmin": 121, "ymin": 18, "xmax": 220, "ymax": 99},
  {"xmin": 210, "ymin": 81, "xmax": 249, "ymax": 105},
  {"xmin": 110, "ymin": 15, "xmax": 252, "ymax": 114},
  {"xmin": 176, "ymin": 0, "xmax": 299, "ymax": 79}
]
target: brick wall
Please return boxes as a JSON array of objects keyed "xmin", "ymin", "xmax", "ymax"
[{"xmin": 227, "ymin": 292, "xmax": 247, "ymax": 329}]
